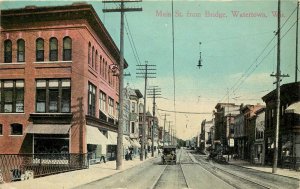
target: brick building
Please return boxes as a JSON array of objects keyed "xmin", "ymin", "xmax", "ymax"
[
  {"xmin": 262, "ymin": 82, "xmax": 300, "ymax": 169},
  {"xmin": 0, "ymin": 3, "xmax": 126, "ymax": 155}
]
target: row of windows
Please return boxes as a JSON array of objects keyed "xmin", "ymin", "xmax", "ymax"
[
  {"xmin": 0, "ymin": 79, "xmax": 71, "ymax": 113},
  {"xmin": 3, "ymin": 37, "xmax": 72, "ymax": 63},
  {"xmin": 0, "ymin": 123, "xmax": 23, "ymax": 136},
  {"xmin": 88, "ymin": 83, "xmax": 119, "ymax": 119},
  {"xmin": 0, "ymin": 79, "xmax": 120, "ymax": 116},
  {"xmin": 88, "ymin": 42, "xmax": 119, "ymax": 90}
]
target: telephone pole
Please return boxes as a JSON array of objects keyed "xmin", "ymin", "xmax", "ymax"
[
  {"xmin": 161, "ymin": 114, "xmax": 170, "ymax": 147},
  {"xmin": 168, "ymin": 121, "xmax": 172, "ymax": 145},
  {"xmin": 136, "ymin": 62, "xmax": 156, "ymax": 161},
  {"xmin": 147, "ymin": 86, "xmax": 161, "ymax": 157},
  {"xmin": 270, "ymin": 0, "xmax": 289, "ymax": 173},
  {"xmin": 103, "ymin": 0, "xmax": 142, "ymax": 170},
  {"xmin": 296, "ymin": 1, "xmax": 299, "ymax": 82}
]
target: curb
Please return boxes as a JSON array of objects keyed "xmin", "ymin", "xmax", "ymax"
[{"xmin": 228, "ymin": 162, "xmax": 300, "ymax": 181}]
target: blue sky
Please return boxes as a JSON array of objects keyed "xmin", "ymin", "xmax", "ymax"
[{"xmin": 1, "ymin": 0, "xmax": 299, "ymax": 139}]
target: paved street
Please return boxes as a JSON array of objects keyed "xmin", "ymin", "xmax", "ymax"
[
  {"xmin": 75, "ymin": 148, "xmax": 300, "ymax": 189},
  {"xmin": 75, "ymin": 148, "xmax": 234, "ymax": 189},
  {"xmin": 1, "ymin": 148, "xmax": 299, "ymax": 189}
]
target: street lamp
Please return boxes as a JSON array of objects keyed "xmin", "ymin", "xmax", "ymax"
[{"xmin": 197, "ymin": 42, "xmax": 203, "ymax": 69}]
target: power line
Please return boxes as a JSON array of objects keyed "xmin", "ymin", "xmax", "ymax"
[
  {"xmin": 219, "ymin": 6, "xmax": 299, "ymax": 103},
  {"xmin": 157, "ymin": 108, "xmax": 212, "ymax": 115}
]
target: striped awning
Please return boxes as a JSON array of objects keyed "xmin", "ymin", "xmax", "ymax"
[{"xmin": 26, "ymin": 123, "xmax": 71, "ymax": 134}]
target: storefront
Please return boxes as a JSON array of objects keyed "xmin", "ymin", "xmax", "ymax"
[
  {"xmin": 26, "ymin": 123, "xmax": 71, "ymax": 154},
  {"xmin": 86, "ymin": 125, "xmax": 109, "ymax": 164}
]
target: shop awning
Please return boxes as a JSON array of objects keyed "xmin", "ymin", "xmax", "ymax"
[
  {"xmin": 123, "ymin": 135, "xmax": 131, "ymax": 148},
  {"xmin": 286, "ymin": 101, "xmax": 300, "ymax": 114},
  {"xmin": 107, "ymin": 131, "xmax": 118, "ymax": 145},
  {"xmin": 130, "ymin": 139, "xmax": 141, "ymax": 148},
  {"xmin": 26, "ymin": 123, "xmax": 71, "ymax": 134},
  {"xmin": 86, "ymin": 125, "xmax": 110, "ymax": 145}
]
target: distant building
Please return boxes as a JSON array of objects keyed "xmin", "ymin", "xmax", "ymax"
[
  {"xmin": 253, "ymin": 108, "xmax": 265, "ymax": 165},
  {"xmin": 200, "ymin": 119, "xmax": 214, "ymax": 152},
  {"xmin": 123, "ymin": 87, "xmax": 143, "ymax": 156},
  {"xmin": 234, "ymin": 111, "xmax": 245, "ymax": 159},
  {"xmin": 214, "ymin": 103, "xmax": 240, "ymax": 153}
]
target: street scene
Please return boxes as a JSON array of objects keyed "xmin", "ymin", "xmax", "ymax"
[{"xmin": 0, "ymin": 0, "xmax": 300, "ymax": 188}]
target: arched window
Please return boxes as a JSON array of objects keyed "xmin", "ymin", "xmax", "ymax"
[
  {"xmin": 95, "ymin": 50, "xmax": 98, "ymax": 71},
  {"xmin": 4, "ymin": 40, "xmax": 12, "ymax": 63},
  {"xmin": 88, "ymin": 42, "xmax": 91, "ymax": 65},
  {"xmin": 99, "ymin": 55, "xmax": 102, "ymax": 74},
  {"xmin": 49, "ymin": 37, "xmax": 58, "ymax": 61},
  {"xmin": 92, "ymin": 46, "xmax": 94, "ymax": 68},
  {"xmin": 17, "ymin": 39, "xmax": 25, "ymax": 62},
  {"xmin": 63, "ymin": 37, "xmax": 72, "ymax": 61},
  {"xmin": 105, "ymin": 62, "xmax": 108, "ymax": 80},
  {"xmin": 36, "ymin": 38, "xmax": 44, "ymax": 61}
]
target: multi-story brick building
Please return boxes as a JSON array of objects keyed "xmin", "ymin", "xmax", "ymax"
[
  {"xmin": 0, "ymin": 3, "xmax": 127, "ymax": 156},
  {"xmin": 214, "ymin": 103, "xmax": 240, "ymax": 153},
  {"xmin": 123, "ymin": 87, "xmax": 142, "ymax": 156}
]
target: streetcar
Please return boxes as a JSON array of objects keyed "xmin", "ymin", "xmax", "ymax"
[{"xmin": 161, "ymin": 145, "xmax": 177, "ymax": 165}]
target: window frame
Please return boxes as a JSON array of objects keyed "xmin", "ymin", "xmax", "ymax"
[
  {"xmin": 92, "ymin": 46, "xmax": 95, "ymax": 68},
  {"xmin": 36, "ymin": 38, "xmax": 44, "ymax": 62},
  {"xmin": 88, "ymin": 42, "xmax": 91, "ymax": 65},
  {"xmin": 63, "ymin": 37, "xmax": 72, "ymax": 61},
  {"xmin": 0, "ymin": 80, "xmax": 24, "ymax": 113},
  {"xmin": 17, "ymin": 39, "xmax": 25, "ymax": 62},
  {"xmin": 99, "ymin": 91, "xmax": 107, "ymax": 112},
  {"xmin": 131, "ymin": 122, "xmax": 135, "ymax": 134},
  {"xmin": 88, "ymin": 83, "xmax": 96, "ymax": 116},
  {"xmin": 10, "ymin": 123, "xmax": 23, "ymax": 136},
  {"xmin": 49, "ymin": 37, "xmax": 58, "ymax": 61},
  {"xmin": 4, "ymin": 40, "xmax": 12, "ymax": 63},
  {"xmin": 0, "ymin": 124, "xmax": 3, "ymax": 135},
  {"xmin": 108, "ymin": 97, "xmax": 114, "ymax": 116},
  {"xmin": 35, "ymin": 79, "xmax": 71, "ymax": 113}
]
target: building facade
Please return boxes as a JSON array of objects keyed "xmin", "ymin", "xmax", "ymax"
[
  {"xmin": 262, "ymin": 82, "xmax": 300, "ymax": 169},
  {"xmin": 0, "ymin": 4, "xmax": 126, "ymax": 156},
  {"xmin": 214, "ymin": 103, "xmax": 240, "ymax": 153}
]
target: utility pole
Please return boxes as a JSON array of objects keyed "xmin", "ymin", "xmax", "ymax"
[
  {"xmin": 296, "ymin": 1, "xmax": 299, "ymax": 82},
  {"xmin": 168, "ymin": 121, "xmax": 172, "ymax": 145},
  {"xmin": 161, "ymin": 114, "xmax": 170, "ymax": 147},
  {"xmin": 103, "ymin": 0, "xmax": 142, "ymax": 170},
  {"xmin": 136, "ymin": 62, "xmax": 156, "ymax": 161},
  {"xmin": 270, "ymin": 0, "xmax": 289, "ymax": 173},
  {"xmin": 147, "ymin": 86, "xmax": 161, "ymax": 157}
]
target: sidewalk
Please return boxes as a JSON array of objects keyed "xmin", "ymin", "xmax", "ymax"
[
  {"xmin": 227, "ymin": 158, "xmax": 300, "ymax": 180},
  {"xmin": 0, "ymin": 156, "xmax": 156, "ymax": 189}
]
